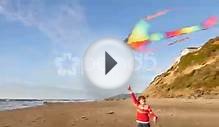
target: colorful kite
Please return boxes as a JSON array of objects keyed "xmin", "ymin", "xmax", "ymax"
[
  {"xmin": 145, "ymin": 9, "xmax": 171, "ymax": 21},
  {"xmin": 127, "ymin": 20, "xmax": 150, "ymax": 50},
  {"xmin": 126, "ymin": 16, "xmax": 218, "ymax": 50}
]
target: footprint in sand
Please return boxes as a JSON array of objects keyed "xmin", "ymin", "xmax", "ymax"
[
  {"xmin": 32, "ymin": 117, "xmax": 42, "ymax": 122},
  {"xmin": 3, "ymin": 125, "xmax": 10, "ymax": 127},
  {"xmin": 81, "ymin": 116, "xmax": 88, "ymax": 120},
  {"xmin": 71, "ymin": 123, "xmax": 76, "ymax": 126}
]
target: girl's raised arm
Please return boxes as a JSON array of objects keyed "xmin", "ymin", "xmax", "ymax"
[{"xmin": 128, "ymin": 85, "xmax": 139, "ymax": 106}]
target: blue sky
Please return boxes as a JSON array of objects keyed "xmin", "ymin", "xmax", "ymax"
[{"xmin": 0, "ymin": 0, "xmax": 218, "ymax": 99}]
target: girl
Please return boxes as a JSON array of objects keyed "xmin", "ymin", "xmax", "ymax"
[{"xmin": 128, "ymin": 85, "xmax": 158, "ymax": 127}]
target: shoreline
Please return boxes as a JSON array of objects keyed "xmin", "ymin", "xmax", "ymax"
[
  {"xmin": 0, "ymin": 99, "xmax": 96, "ymax": 112},
  {"xmin": 1, "ymin": 97, "xmax": 219, "ymax": 112}
]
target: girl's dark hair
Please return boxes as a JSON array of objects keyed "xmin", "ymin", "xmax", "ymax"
[{"xmin": 138, "ymin": 96, "xmax": 146, "ymax": 101}]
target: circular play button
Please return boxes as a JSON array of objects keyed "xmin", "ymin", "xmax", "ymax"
[{"xmin": 83, "ymin": 38, "xmax": 134, "ymax": 89}]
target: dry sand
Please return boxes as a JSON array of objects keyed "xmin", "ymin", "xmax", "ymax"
[{"xmin": 0, "ymin": 98, "xmax": 219, "ymax": 127}]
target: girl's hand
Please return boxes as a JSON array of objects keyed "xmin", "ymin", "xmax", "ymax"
[
  {"xmin": 153, "ymin": 116, "xmax": 158, "ymax": 123},
  {"xmin": 128, "ymin": 85, "xmax": 132, "ymax": 91}
]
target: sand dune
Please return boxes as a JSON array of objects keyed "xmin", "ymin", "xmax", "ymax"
[{"xmin": 0, "ymin": 99, "xmax": 219, "ymax": 127}]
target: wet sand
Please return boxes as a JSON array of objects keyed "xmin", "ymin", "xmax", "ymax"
[{"xmin": 0, "ymin": 98, "xmax": 219, "ymax": 127}]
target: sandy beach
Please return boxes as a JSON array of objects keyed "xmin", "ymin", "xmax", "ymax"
[{"xmin": 0, "ymin": 98, "xmax": 219, "ymax": 127}]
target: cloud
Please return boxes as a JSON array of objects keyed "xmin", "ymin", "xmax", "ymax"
[{"xmin": 0, "ymin": 0, "xmax": 91, "ymax": 50}]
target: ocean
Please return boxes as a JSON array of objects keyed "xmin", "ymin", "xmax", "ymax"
[{"xmin": 0, "ymin": 99, "xmax": 95, "ymax": 111}]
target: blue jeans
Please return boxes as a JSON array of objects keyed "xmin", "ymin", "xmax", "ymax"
[{"xmin": 137, "ymin": 123, "xmax": 150, "ymax": 127}]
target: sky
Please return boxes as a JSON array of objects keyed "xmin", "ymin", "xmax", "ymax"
[{"xmin": 0, "ymin": 0, "xmax": 218, "ymax": 99}]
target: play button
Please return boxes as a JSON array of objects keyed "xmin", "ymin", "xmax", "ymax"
[
  {"xmin": 105, "ymin": 51, "xmax": 117, "ymax": 75},
  {"xmin": 83, "ymin": 38, "xmax": 134, "ymax": 89}
]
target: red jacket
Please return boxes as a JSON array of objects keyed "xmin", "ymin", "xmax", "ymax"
[{"xmin": 130, "ymin": 92, "xmax": 157, "ymax": 123}]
